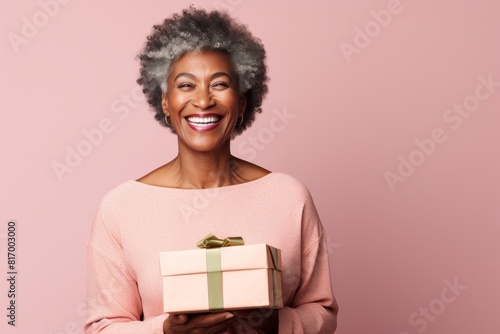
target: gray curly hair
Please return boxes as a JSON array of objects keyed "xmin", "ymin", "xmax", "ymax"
[{"xmin": 136, "ymin": 8, "xmax": 268, "ymax": 137}]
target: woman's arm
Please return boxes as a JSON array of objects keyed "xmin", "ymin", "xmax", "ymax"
[
  {"xmin": 85, "ymin": 201, "xmax": 169, "ymax": 334},
  {"xmin": 276, "ymin": 189, "xmax": 339, "ymax": 334},
  {"xmin": 229, "ymin": 231, "xmax": 338, "ymax": 334},
  {"xmin": 277, "ymin": 231, "xmax": 339, "ymax": 333},
  {"xmin": 85, "ymin": 244, "xmax": 168, "ymax": 333}
]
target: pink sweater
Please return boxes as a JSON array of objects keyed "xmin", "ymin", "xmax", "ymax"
[{"xmin": 85, "ymin": 172, "xmax": 338, "ymax": 333}]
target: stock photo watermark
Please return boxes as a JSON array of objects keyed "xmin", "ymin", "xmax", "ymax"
[
  {"xmin": 7, "ymin": 0, "xmax": 72, "ymax": 54},
  {"xmin": 5, "ymin": 221, "xmax": 18, "ymax": 326},
  {"xmin": 384, "ymin": 73, "xmax": 499, "ymax": 192},
  {"xmin": 212, "ymin": 0, "xmax": 245, "ymax": 12},
  {"xmin": 51, "ymin": 85, "xmax": 145, "ymax": 182},
  {"xmin": 339, "ymin": 0, "xmax": 419, "ymax": 64},
  {"xmin": 47, "ymin": 264, "xmax": 125, "ymax": 334},
  {"xmin": 177, "ymin": 173, "xmax": 226, "ymax": 225},
  {"xmin": 176, "ymin": 105, "xmax": 294, "ymax": 224},
  {"xmin": 236, "ymin": 106, "xmax": 296, "ymax": 160},
  {"xmin": 398, "ymin": 277, "xmax": 467, "ymax": 334},
  {"xmin": 326, "ymin": 232, "xmax": 341, "ymax": 255}
]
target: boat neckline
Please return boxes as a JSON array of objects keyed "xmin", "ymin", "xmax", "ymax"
[{"xmin": 127, "ymin": 172, "xmax": 277, "ymax": 192}]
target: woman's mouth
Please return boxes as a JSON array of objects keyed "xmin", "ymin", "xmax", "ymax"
[{"xmin": 185, "ymin": 115, "xmax": 223, "ymax": 132}]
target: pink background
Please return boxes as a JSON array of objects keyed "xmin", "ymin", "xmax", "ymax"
[{"xmin": 1, "ymin": 0, "xmax": 499, "ymax": 333}]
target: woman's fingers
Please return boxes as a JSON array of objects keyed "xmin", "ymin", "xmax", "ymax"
[
  {"xmin": 170, "ymin": 314, "xmax": 189, "ymax": 324},
  {"xmin": 188, "ymin": 312, "xmax": 234, "ymax": 327},
  {"xmin": 167, "ymin": 312, "xmax": 234, "ymax": 333}
]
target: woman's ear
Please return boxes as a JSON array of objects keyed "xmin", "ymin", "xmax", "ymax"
[
  {"xmin": 239, "ymin": 94, "xmax": 247, "ymax": 117},
  {"xmin": 162, "ymin": 92, "xmax": 169, "ymax": 116}
]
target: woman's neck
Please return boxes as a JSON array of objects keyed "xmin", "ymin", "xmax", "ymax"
[
  {"xmin": 168, "ymin": 144, "xmax": 240, "ymax": 189},
  {"xmin": 137, "ymin": 141, "xmax": 270, "ymax": 189}
]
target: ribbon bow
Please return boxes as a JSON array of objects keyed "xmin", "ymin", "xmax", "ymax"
[
  {"xmin": 196, "ymin": 233, "xmax": 244, "ymax": 249},
  {"xmin": 195, "ymin": 234, "xmax": 244, "ymax": 311}
]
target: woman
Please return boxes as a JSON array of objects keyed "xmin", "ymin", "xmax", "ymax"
[{"xmin": 85, "ymin": 8, "xmax": 338, "ymax": 334}]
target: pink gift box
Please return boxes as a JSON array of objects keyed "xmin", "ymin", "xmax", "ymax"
[{"xmin": 159, "ymin": 243, "xmax": 283, "ymax": 313}]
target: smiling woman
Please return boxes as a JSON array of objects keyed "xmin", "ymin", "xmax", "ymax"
[
  {"xmin": 162, "ymin": 51, "xmax": 245, "ymax": 155},
  {"xmin": 85, "ymin": 8, "xmax": 338, "ymax": 334}
]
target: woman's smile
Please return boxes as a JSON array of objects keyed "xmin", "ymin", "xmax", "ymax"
[{"xmin": 184, "ymin": 113, "xmax": 223, "ymax": 132}]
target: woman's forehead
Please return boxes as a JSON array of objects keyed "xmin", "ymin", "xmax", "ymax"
[{"xmin": 169, "ymin": 50, "xmax": 235, "ymax": 78}]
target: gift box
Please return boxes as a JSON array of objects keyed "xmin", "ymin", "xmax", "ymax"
[{"xmin": 159, "ymin": 234, "xmax": 283, "ymax": 313}]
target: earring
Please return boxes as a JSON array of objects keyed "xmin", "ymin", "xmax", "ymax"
[
  {"xmin": 165, "ymin": 115, "xmax": 172, "ymax": 126},
  {"xmin": 237, "ymin": 115, "xmax": 244, "ymax": 126}
]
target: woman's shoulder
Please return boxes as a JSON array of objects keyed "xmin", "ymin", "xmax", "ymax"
[
  {"xmin": 234, "ymin": 157, "xmax": 308, "ymax": 187},
  {"xmin": 266, "ymin": 172, "xmax": 312, "ymax": 197},
  {"xmin": 235, "ymin": 162, "xmax": 310, "ymax": 197},
  {"xmin": 233, "ymin": 158, "xmax": 270, "ymax": 183},
  {"xmin": 96, "ymin": 179, "xmax": 146, "ymax": 209}
]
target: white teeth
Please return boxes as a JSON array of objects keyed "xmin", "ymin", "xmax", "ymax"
[{"xmin": 186, "ymin": 116, "xmax": 221, "ymax": 124}]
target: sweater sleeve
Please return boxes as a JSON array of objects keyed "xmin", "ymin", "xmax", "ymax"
[
  {"xmin": 277, "ymin": 190, "xmax": 339, "ymax": 334},
  {"xmin": 85, "ymin": 202, "xmax": 168, "ymax": 334}
]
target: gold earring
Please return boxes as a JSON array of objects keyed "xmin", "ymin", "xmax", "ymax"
[{"xmin": 165, "ymin": 115, "xmax": 172, "ymax": 126}]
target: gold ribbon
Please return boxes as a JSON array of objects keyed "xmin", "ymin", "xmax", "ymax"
[
  {"xmin": 196, "ymin": 233, "xmax": 244, "ymax": 249},
  {"xmin": 268, "ymin": 246, "xmax": 280, "ymax": 308},
  {"xmin": 196, "ymin": 234, "xmax": 244, "ymax": 311}
]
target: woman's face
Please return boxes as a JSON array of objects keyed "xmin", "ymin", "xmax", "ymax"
[{"xmin": 162, "ymin": 50, "xmax": 246, "ymax": 153}]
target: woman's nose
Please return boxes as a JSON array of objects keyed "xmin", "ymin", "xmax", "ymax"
[{"xmin": 191, "ymin": 88, "xmax": 215, "ymax": 109}]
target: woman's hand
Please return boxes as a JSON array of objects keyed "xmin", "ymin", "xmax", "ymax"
[
  {"xmin": 163, "ymin": 312, "xmax": 235, "ymax": 334},
  {"xmin": 229, "ymin": 308, "xmax": 279, "ymax": 333}
]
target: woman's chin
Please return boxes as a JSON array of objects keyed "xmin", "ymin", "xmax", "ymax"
[
  {"xmin": 180, "ymin": 137, "xmax": 229, "ymax": 154},
  {"xmin": 178, "ymin": 128, "xmax": 231, "ymax": 153}
]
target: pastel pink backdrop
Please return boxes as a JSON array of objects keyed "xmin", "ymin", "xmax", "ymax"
[{"xmin": 1, "ymin": 0, "xmax": 499, "ymax": 333}]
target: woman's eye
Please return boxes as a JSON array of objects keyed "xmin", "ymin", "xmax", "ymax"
[
  {"xmin": 212, "ymin": 82, "xmax": 229, "ymax": 89},
  {"xmin": 178, "ymin": 83, "xmax": 193, "ymax": 89}
]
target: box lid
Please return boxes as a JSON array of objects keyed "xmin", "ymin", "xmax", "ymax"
[{"xmin": 160, "ymin": 244, "xmax": 281, "ymax": 276}]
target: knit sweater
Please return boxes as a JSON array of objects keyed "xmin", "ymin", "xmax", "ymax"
[{"xmin": 85, "ymin": 172, "xmax": 338, "ymax": 333}]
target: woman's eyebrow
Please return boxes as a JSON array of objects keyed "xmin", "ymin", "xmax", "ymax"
[
  {"xmin": 173, "ymin": 72, "xmax": 232, "ymax": 82},
  {"xmin": 211, "ymin": 72, "xmax": 232, "ymax": 82},
  {"xmin": 173, "ymin": 72, "xmax": 196, "ymax": 81}
]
